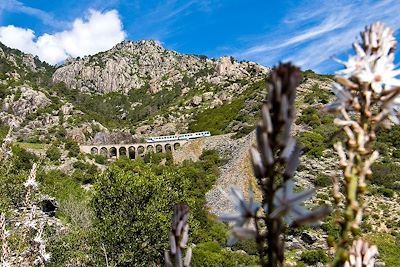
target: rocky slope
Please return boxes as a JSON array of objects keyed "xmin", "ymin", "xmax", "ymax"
[{"xmin": 53, "ymin": 40, "xmax": 268, "ymax": 94}]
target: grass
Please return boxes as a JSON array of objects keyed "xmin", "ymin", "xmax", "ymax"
[
  {"xmin": 15, "ymin": 142, "xmax": 48, "ymax": 150},
  {"xmin": 365, "ymin": 233, "xmax": 400, "ymax": 267}
]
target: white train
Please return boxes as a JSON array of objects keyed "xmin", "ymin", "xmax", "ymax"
[{"xmin": 145, "ymin": 131, "xmax": 211, "ymax": 143}]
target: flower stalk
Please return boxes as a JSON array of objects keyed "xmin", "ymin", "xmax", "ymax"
[
  {"xmin": 221, "ymin": 63, "xmax": 329, "ymax": 267},
  {"xmin": 326, "ymin": 22, "xmax": 400, "ymax": 266},
  {"xmin": 165, "ymin": 204, "xmax": 192, "ymax": 267}
]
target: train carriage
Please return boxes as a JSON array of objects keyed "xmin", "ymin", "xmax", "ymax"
[{"xmin": 145, "ymin": 131, "xmax": 211, "ymax": 143}]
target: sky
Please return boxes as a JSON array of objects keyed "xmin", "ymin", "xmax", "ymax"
[{"xmin": 0, "ymin": 0, "xmax": 400, "ymax": 73}]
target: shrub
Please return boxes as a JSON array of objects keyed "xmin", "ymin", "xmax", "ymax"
[
  {"xmin": 191, "ymin": 242, "xmax": 259, "ymax": 267},
  {"xmin": 11, "ymin": 145, "xmax": 38, "ymax": 170},
  {"xmin": 321, "ymin": 216, "xmax": 341, "ymax": 240},
  {"xmin": 232, "ymin": 239, "xmax": 259, "ymax": 255},
  {"xmin": 314, "ymin": 174, "xmax": 331, "ymax": 187},
  {"xmin": 46, "ymin": 145, "xmax": 61, "ymax": 161},
  {"xmin": 94, "ymin": 154, "xmax": 107, "ymax": 164},
  {"xmin": 371, "ymin": 162, "xmax": 400, "ymax": 191},
  {"xmin": 65, "ymin": 139, "xmax": 80, "ymax": 158},
  {"xmin": 299, "ymin": 131, "xmax": 326, "ymax": 158},
  {"xmin": 374, "ymin": 141, "xmax": 389, "ymax": 157},
  {"xmin": 297, "ymin": 107, "xmax": 321, "ymax": 127},
  {"xmin": 189, "ymin": 98, "xmax": 245, "ymax": 135},
  {"xmin": 300, "ymin": 250, "xmax": 328, "ymax": 265},
  {"xmin": 377, "ymin": 187, "xmax": 395, "ymax": 198},
  {"xmin": 0, "ymin": 123, "xmax": 9, "ymax": 142},
  {"xmin": 393, "ymin": 148, "xmax": 400, "ymax": 158},
  {"xmin": 91, "ymin": 161, "xmax": 190, "ymax": 266},
  {"xmin": 0, "ymin": 163, "xmax": 27, "ymax": 212}
]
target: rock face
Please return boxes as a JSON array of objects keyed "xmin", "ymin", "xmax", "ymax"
[
  {"xmin": 91, "ymin": 131, "xmax": 135, "ymax": 145},
  {"xmin": 10, "ymin": 87, "xmax": 51, "ymax": 117},
  {"xmin": 52, "ymin": 40, "xmax": 268, "ymax": 94}
]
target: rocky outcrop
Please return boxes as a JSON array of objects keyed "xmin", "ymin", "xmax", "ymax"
[
  {"xmin": 91, "ymin": 131, "xmax": 135, "ymax": 145},
  {"xmin": 10, "ymin": 87, "xmax": 51, "ymax": 117},
  {"xmin": 52, "ymin": 40, "xmax": 268, "ymax": 94}
]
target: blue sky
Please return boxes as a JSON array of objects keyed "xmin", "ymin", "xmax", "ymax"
[{"xmin": 0, "ymin": 0, "xmax": 400, "ymax": 73}]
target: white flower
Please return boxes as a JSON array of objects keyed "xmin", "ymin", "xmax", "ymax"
[
  {"xmin": 220, "ymin": 187, "xmax": 260, "ymax": 244},
  {"xmin": 220, "ymin": 187, "xmax": 260, "ymax": 226},
  {"xmin": 43, "ymin": 253, "xmax": 51, "ymax": 262},
  {"xmin": 33, "ymin": 235, "xmax": 44, "ymax": 245},
  {"xmin": 269, "ymin": 180, "xmax": 315, "ymax": 225},
  {"xmin": 24, "ymin": 163, "xmax": 38, "ymax": 189},
  {"xmin": 23, "ymin": 220, "xmax": 37, "ymax": 230},
  {"xmin": 344, "ymin": 239, "xmax": 378, "ymax": 267},
  {"xmin": 326, "ymin": 82, "xmax": 353, "ymax": 112},
  {"xmin": 357, "ymin": 55, "xmax": 400, "ymax": 93},
  {"xmin": 337, "ymin": 22, "xmax": 400, "ymax": 94},
  {"xmin": 337, "ymin": 53, "xmax": 370, "ymax": 78}
]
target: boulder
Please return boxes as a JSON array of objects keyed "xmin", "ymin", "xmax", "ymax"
[
  {"xmin": 301, "ymin": 232, "xmax": 317, "ymax": 245},
  {"xmin": 191, "ymin": 96, "xmax": 202, "ymax": 106}
]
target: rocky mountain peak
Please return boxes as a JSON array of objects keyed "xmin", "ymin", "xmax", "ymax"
[{"xmin": 52, "ymin": 39, "xmax": 268, "ymax": 94}]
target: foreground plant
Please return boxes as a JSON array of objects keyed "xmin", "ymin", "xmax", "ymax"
[
  {"xmin": 221, "ymin": 63, "xmax": 329, "ymax": 267},
  {"xmin": 164, "ymin": 204, "xmax": 192, "ymax": 267},
  {"xmin": 326, "ymin": 22, "xmax": 400, "ymax": 266},
  {"xmin": 0, "ymin": 163, "xmax": 51, "ymax": 266}
]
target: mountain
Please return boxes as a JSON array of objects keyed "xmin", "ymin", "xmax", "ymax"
[
  {"xmin": 0, "ymin": 41, "xmax": 399, "ymax": 266},
  {"xmin": 0, "ymin": 40, "xmax": 332, "ymax": 145},
  {"xmin": 53, "ymin": 40, "xmax": 268, "ymax": 94}
]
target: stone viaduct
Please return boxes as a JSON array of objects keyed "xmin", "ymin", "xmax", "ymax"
[{"xmin": 79, "ymin": 140, "xmax": 188, "ymax": 159}]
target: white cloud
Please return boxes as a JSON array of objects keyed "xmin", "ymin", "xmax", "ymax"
[{"xmin": 0, "ymin": 9, "xmax": 126, "ymax": 64}]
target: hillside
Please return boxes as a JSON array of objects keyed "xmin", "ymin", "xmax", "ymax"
[{"xmin": 0, "ymin": 41, "xmax": 399, "ymax": 266}]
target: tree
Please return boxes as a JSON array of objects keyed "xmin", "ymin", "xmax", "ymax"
[{"xmin": 91, "ymin": 160, "xmax": 191, "ymax": 266}]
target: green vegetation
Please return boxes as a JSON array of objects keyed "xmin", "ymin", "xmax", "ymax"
[
  {"xmin": 94, "ymin": 154, "xmax": 107, "ymax": 164},
  {"xmin": 65, "ymin": 139, "xmax": 80, "ymax": 157},
  {"xmin": 303, "ymin": 83, "xmax": 331, "ymax": 105},
  {"xmin": 51, "ymin": 82, "xmax": 183, "ymax": 129},
  {"xmin": 46, "ymin": 145, "xmax": 62, "ymax": 161},
  {"xmin": 0, "ymin": 122, "xmax": 9, "ymax": 142},
  {"xmin": 15, "ymin": 142, "xmax": 47, "ymax": 150},
  {"xmin": 376, "ymin": 125, "xmax": 400, "ymax": 147},
  {"xmin": 321, "ymin": 215, "xmax": 341, "ymax": 242},
  {"xmin": 90, "ymin": 150, "xmax": 240, "ymax": 266},
  {"xmin": 299, "ymin": 249, "xmax": 328, "ymax": 265},
  {"xmin": 189, "ymin": 79, "xmax": 266, "ymax": 136},
  {"xmin": 189, "ymin": 98, "xmax": 244, "ymax": 135},
  {"xmin": 366, "ymin": 233, "xmax": 400, "ymax": 267},
  {"xmin": 297, "ymin": 107, "xmax": 321, "ymax": 127},
  {"xmin": 191, "ymin": 242, "xmax": 258, "ymax": 267},
  {"xmin": 1, "ymin": 145, "xmax": 261, "ymax": 266},
  {"xmin": 314, "ymin": 174, "xmax": 331, "ymax": 187},
  {"xmin": 301, "ymin": 69, "xmax": 334, "ymax": 81},
  {"xmin": 371, "ymin": 162, "xmax": 400, "ymax": 191},
  {"xmin": 297, "ymin": 108, "xmax": 340, "ymax": 158},
  {"xmin": 299, "ymin": 131, "xmax": 325, "ymax": 158}
]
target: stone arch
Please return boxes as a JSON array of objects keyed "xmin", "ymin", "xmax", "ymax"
[
  {"xmin": 100, "ymin": 147, "xmax": 108, "ymax": 157},
  {"xmin": 128, "ymin": 146, "xmax": 136, "ymax": 159},
  {"xmin": 165, "ymin": 143, "xmax": 172, "ymax": 151},
  {"xmin": 147, "ymin": 145, "xmax": 154, "ymax": 153},
  {"xmin": 174, "ymin": 143, "xmax": 181, "ymax": 150},
  {"xmin": 156, "ymin": 144, "xmax": 163, "ymax": 153},
  {"xmin": 109, "ymin": 147, "xmax": 117, "ymax": 158},
  {"xmin": 119, "ymin": 147, "xmax": 127, "ymax": 157},
  {"xmin": 91, "ymin": 147, "xmax": 98, "ymax": 154},
  {"xmin": 137, "ymin": 146, "xmax": 145, "ymax": 156}
]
